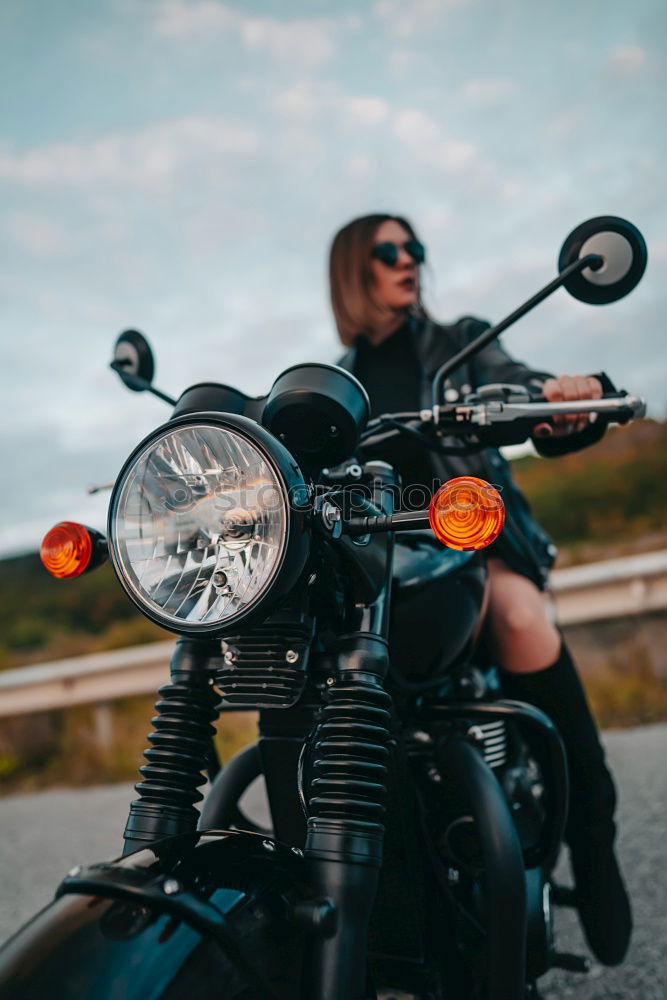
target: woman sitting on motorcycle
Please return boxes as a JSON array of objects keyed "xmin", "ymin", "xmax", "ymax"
[{"xmin": 329, "ymin": 212, "xmax": 632, "ymax": 967}]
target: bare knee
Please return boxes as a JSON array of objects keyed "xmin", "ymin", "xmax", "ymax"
[
  {"xmin": 487, "ymin": 562, "xmax": 547, "ymax": 627},
  {"xmin": 486, "ymin": 559, "xmax": 559, "ymax": 661},
  {"xmin": 493, "ymin": 599, "xmax": 546, "ymax": 637}
]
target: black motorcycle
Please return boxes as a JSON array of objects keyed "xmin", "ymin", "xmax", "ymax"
[{"xmin": 0, "ymin": 217, "xmax": 648, "ymax": 1000}]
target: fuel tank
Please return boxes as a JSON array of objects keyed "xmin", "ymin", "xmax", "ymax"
[
  {"xmin": 390, "ymin": 531, "xmax": 487, "ymax": 682},
  {"xmin": 0, "ymin": 830, "xmax": 304, "ymax": 1000}
]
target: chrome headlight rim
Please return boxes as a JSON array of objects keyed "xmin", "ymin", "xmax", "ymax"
[{"xmin": 107, "ymin": 411, "xmax": 310, "ymax": 637}]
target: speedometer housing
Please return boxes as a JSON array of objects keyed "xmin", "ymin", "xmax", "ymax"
[{"xmin": 107, "ymin": 412, "xmax": 310, "ymax": 637}]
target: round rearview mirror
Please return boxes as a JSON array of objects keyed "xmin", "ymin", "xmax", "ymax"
[
  {"xmin": 558, "ymin": 216, "xmax": 647, "ymax": 304},
  {"xmin": 112, "ymin": 329, "xmax": 155, "ymax": 391}
]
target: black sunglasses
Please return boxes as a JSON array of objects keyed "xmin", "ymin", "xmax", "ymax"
[{"xmin": 371, "ymin": 239, "xmax": 426, "ymax": 267}]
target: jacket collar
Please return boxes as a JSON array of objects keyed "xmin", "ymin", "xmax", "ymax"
[{"xmin": 336, "ymin": 312, "xmax": 424, "ymax": 373}]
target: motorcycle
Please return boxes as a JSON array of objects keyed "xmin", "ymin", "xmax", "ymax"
[{"xmin": 0, "ymin": 216, "xmax": 648, "ymax": 1000}]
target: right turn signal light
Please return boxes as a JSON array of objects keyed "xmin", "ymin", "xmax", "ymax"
[{"xmin": 429, "ymin": 477, "xmax": 505, "ymax": 551}]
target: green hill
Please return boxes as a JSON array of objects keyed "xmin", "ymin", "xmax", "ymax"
[
  {"xmin": 0, "ymin": 557, "xmax": 167, "ymax": 671},
  {"xmin": 511, "ymin": 418, "xmax": 667, "ymax": 564}
]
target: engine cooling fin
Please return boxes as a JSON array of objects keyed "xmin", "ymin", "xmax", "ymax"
[
  {"xmin": 215, "ymin": 620, "xmax": 313, "ymax": 709},
  {"xmin": 466, "ymin": 719, "xmax": 508, "ymax": 769}
]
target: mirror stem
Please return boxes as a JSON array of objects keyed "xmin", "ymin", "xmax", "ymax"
[
  {"xmin": 432, "ymin": 253, "xmax": 603, "ymax": 406},
  {"xmin": 146, "ymin": 385, "xmax": 177, "ymax": 406},
  {"xmin": 109, "ymin": 361, "xmax": 177, "ymax": 406}
]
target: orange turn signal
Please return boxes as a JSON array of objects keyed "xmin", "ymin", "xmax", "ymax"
[
  {"xmin": 40, "ymin": 521, "xmax": 94, "ymax": 579},
  {"xmin": 429, "ymin": 477, "xmax": 505, "ymax": 551}
]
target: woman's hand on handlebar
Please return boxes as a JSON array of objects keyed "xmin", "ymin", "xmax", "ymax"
[{"xmin": 534, "ymin": 375, "xmax": 603, "ymax": 438}]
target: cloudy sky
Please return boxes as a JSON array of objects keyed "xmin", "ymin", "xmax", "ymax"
[{"xmin": 1, "ymin": 0, "xmax": 664, "ymax": 556}]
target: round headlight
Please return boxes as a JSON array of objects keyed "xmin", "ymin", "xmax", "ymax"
[{"xmin": 108, "ymin": 414, "xmax": 309, "ymax": 635}]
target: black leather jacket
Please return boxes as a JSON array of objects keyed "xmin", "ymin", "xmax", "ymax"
[{"xmin": 338, "ymin": 315, "xmax": 607, "ymax": 588}]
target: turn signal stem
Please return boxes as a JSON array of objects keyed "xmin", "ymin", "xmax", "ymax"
[{"xmin": 344, "ymin": 510, "xmax": 430, "ymax": 535}]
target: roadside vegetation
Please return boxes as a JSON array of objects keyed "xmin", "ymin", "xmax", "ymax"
[{"xmin": 511, "ymin": 417, "xmax": 667, "ymax": 564}]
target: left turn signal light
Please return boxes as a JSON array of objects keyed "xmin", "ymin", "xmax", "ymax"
[{"xmin": 40, "ymin": 522, "xmax": 107, "ymax": 579}]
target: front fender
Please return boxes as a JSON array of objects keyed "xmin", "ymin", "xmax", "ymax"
[{"xmin": 0, "ymin": 830, "xmax": 305, "ymax": 1000}]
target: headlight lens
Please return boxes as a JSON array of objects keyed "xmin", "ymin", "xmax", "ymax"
[{"xmin": 109, "ymin": 420, "xmax": 298, "ymax": 631}]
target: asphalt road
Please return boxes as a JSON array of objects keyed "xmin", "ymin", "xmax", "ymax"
[{"xmin": 1, "ymin": 725, "xmax": 665, "ymax": 998}]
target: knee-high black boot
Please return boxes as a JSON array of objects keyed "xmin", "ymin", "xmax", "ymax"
[{"xmin": 500, "ymin": 641, "xmax": 632, "ymax": 966}]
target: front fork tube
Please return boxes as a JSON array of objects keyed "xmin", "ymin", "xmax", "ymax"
[
  {"xmin": 302, "ymin": 462, "xmax": 396, "ymax": 1000},
  {"xmin": 122, "ymin": 637, "xmax": 220, "ymax": 854},
  {"xmin": 303, "ymin": 637, "xmax": 392, "ymax": 1000}
]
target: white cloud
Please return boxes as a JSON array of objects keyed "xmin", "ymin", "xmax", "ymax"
[
  {"xmin": 421, "ymin": 204, "xmax": 454, "ymax": 233},
  {"xmin": 501, "ymin": 180, "xmax": 523, "ymax": 201},
  {"xmin": 459, "ymin": 78, "xmax": 517, "ymax": 105},
  {"xmin": 389, "ymin": 47, "xmax": 413, "ymax": 72},
  {"xmin": 153, "ymin": 0, "xmax": 236, "ymax": 37},
  {"xmin": 650, "ymin": 240, "xmax": 667, "ymax": 262},
  {"xmin": 153, "ymin": 1, "xmax": 341, "ymax": 70},
  {"xmin": 373, "ymin": 0, "xmax": 470, "ymax": 37},
  {"xmin": 270, "ymin": 82, "xmax": 389, "ymax": 127},
  {"xmin": 392, "ymin": 109, "xmax": 478, "ymax": 172},
  {"xmin": 608, "ymin": 44, "xmax": 647, "ymax": 75},
  {"xmin": 340, "ymin": 97, "xmax": 389, "ymax": 126},
  {"xmin": 393, "ymin": 109, "xmax": 441, "ymax": 146},
  {"xmin": 271, "ymin": 81, "xmax": 323, "ymax": 121},
  {"xmin": 240, "ymin": 17, "xmax": 338, "ymax": 69},
  {"xmin": 548, "ymin": 108, "xmax": 587, "ymax": 141},
  {"xmin": 0, "ymin": 116, "xmax": 259, "ymax": 190},
  {"xmin": 271, "ymin": 124, "xmax": 325, "ymax": 175},
  {"xmin": 345, "ymin": 152, "xmax": 375, "ymax": 179},
  {"xmin": 7, "ymin": 214, "xmax": 74, "ymax": 256}
]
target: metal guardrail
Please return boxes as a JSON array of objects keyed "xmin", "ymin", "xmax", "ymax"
[
  {"xmin": 550, "ymin": 549, "xmax": 667, "ymax": 626},
  {"xmin": 1, "ymin": 551, "xmax": 666, "ymax": 720},
  {"xmin": 0, "ymin": 642, "xmax": 174, "ymax": 719}
]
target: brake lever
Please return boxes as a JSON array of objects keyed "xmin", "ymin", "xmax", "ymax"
[{"xmin": 452, "ymin": 394, "xmax": 646, "ymax": 427}]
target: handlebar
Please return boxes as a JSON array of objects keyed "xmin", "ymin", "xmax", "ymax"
[
  {"xmin": 358, "ymin": 391, "xmax": 646, "ymax": 451},
  {"xmin": 317, "ymin": 388, "xmax": 646, "ymax": 540},
  {"xmin": 452, "ymin": 393, "xmax": 646, "ymax": 426}
]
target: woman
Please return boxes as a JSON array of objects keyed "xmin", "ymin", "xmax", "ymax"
[{"xmin": 329, "ymin": 213, "xmax": 631, "ymax": 966}]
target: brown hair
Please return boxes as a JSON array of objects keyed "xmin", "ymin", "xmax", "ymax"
[{"xmin": 329, "ymin": 213, "xmax": 427, "ymax": 347}]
